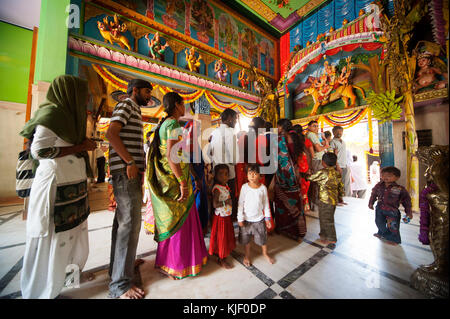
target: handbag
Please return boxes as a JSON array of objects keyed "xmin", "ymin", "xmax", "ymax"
[{"xmin": 16, "ymin": 150, "xmax": 35, "ymax": 198}]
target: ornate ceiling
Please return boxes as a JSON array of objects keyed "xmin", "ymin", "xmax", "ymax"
[{"xmin": 219, "ymin": 0, "xmax": 329, "ymax": 37}]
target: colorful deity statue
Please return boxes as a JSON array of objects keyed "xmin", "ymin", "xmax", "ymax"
[
  {"xmin": 145, "ymin": 32, "xmax": 169, "ymax": 61},
  {"xmin": 304, "ymin": 57, "xmax": 365, "ymax": 115},
  {"xmin": 97, "ymin": 14, "xmax": 131, "ymax": 50},
  {"xmin": 185, "ymin": 47, "xmax": 202, "ymax": 73},
  {"xmin": 214, "ymin": 58, "xmax": 229, "ymax": 82},
  {"xmin": 238, "ymin": 68, "xmax": 249, "ymax": 89},
  {"xmin": 413, "ymin": 51, "xmax": 448, "ymax": 93},
  {"xmin": 411, "ymin": 145, "xmax": 449, "ymax": 298}
]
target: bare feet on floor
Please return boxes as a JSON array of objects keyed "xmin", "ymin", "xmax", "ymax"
[
  {"xmin": 80, "ymin": 272, "xmax": 95, "ymax": 283},
  {"xmin": 243, "ymin": 257, "xmax": 252, "ymax": 267},
  {"xmin": 134, "ymin": 258, "xmax": 145, "ymax": 267},
  {"xmin": 158, "ymin": 269, "xmax": 180, "ymax": 280},
  {"xmin": 119, "ymin": 286, "xmax": 145, "ymax": 299},
  {"xmin": 264, "ymin": 254, "xmax": 275, "ymax": 264},
  {"xmin": 381, "ymin": 238, "xmax": 398, "ymax": 246},
  {"xmin": 218, "ymin": 258, "xmax": 233, "ymax": 269}
]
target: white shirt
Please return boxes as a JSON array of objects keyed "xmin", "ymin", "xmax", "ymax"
[
  {"xmin": 237, "ymin": 183, "xmax": 271, "ymax": 223},
  {"xmin": 330, "ymin": 137, "xmax": 347, "ymax": 168},
  {"xmin": 349, "ymin": 160, "xmax": 367, "ymax": 191},
  {"xmin": 209, "ymin": 123, "xmax": 238, "ymax": 179}
]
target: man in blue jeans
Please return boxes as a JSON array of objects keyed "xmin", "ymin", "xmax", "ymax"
[{"xmin": 106, "ymin": 79, "xmax": 152, "ymax": 299}]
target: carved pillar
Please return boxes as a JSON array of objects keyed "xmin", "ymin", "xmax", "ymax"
[
  {"xmin": 378, "ymin": 121, "xmax": 395, "ymax": 168},
  {"xmin": 167, "ymin": 40, "xmax": 185, "ymax": 67},
  {"xmin": 404, "ymin": 91, "xmax": 420, "ymax": 213},
  {"xmin": 202, "ymin": 54, "xmax": 215, "ymax": 77},
  {"xmin": 278, "ymin": 92, "xmax": 285, "ymax": 119},
  {"xmin": 193, "ymin": 95, "xmax": 212, "ymax": 151}
]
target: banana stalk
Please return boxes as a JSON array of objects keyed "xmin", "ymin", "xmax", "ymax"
[{"xmin": 366, "ymin": 90, "xmax": 403, "ymax": 123}]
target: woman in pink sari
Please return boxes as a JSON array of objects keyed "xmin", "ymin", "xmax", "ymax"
[{"xmin": 146, "ymin": 92, "xmax": 207, "ymax": 279}]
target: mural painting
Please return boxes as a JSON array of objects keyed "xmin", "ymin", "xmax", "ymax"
[
  {"xmin": 154, "ymin": 0, "xmax": 186, "ymax": 34},
  {"xmin": 84, "ymin": 0, "xmax": 277, "ymax": 79},
  {"xmin": 292, "ymin": 52, "xmax": 381, "ymax": 119},
  {"xmin": 190, "ymin": 0, "xmax": 215, "ymax": 46},
  {"xmin": 218, "ymin": 13, "xmax": 238, "ymax": 57},
  {"xmin": 241, "ymin": 27, "xmax": 259, "ymax": 68}
]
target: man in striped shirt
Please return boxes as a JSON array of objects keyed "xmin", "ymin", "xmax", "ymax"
[{"xmin": 106, "ymin": 79, "xmax": 152, "ymax": 299}]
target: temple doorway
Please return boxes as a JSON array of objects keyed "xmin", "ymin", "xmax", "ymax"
[{"xmin": 320, "ymin": 115, "xmax": 380, "ymax": 201}]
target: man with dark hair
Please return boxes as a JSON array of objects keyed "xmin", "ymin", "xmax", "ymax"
[
  {"xmin": 330, "ymin": 125, "xmax": 351, "ymax": 197},
  {"xmin": 210, "ymin": 108, "xmax": 238, "ymax": 217},
  {"xmin": 105, "ymin": 78, "xmax": 153, "ymax": 299}
]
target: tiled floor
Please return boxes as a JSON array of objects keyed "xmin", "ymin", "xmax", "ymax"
[{"xmin": 0, "ymin": 196, "xmax": 433, "ymax": 299}]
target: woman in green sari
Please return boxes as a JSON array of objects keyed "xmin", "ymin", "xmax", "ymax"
[{"xmin": 146, "ymin": 92, "xmax": 208, "ymax": 279}]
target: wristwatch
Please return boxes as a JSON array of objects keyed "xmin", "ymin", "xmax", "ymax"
[{"xmin": 126, "ymin": 159, "xmax": 135, "ymax": 166}]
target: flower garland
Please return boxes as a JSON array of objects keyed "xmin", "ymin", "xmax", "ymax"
[
  {"xmin": 92, "ymin": 64, "xmax": 261, "ymax": 118},
  {"xmin": 294, "ymin": 107, "xmax": 370, "ymax": 131}
]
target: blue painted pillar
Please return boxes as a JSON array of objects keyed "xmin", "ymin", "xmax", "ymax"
[{"xmin": 378, "ymin": 121, "xmax": 395, "ymax": 167}]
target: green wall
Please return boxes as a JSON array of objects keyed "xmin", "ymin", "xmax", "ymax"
[
  {"xmin": 0, "ymin": 21, "xmax": 33, "ymax": 104},
  {"xmin": 34, "ymin": 0, "xmax": 70, "ymax": 83}
]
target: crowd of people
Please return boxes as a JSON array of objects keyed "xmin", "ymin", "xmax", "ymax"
[{"xmin": 19, "ymin": 75, "xmax": 412, "ymax": 299}]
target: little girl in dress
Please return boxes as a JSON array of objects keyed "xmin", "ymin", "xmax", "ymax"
[{"xmin": 208, "ymin": 164, "xmax": 236, "ymax": 269}]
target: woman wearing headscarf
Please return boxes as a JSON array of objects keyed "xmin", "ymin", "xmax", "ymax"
[
  {"xmin": 273, "ymin": 119, "xmax": 307, "ymax": 241},
  {"xmin": 19, "ymin": 75, "xmax": 97, "ymax": 298},
  {"xmin": 146, "ymin": 92, "xmax": 208, "ymax": 279}
]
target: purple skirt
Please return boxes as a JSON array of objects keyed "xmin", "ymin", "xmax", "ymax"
[{"xmin": 155, "ymin": 203, "xmax": 208, "ymax": 279}]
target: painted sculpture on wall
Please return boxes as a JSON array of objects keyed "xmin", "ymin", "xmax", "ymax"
[
  {"xmin": 412, "ymin": 43, "xmax": 448, "ymax": 93},
  {"xmin": 411, "ymin": 145, "xmax": 449, "ymax": 298},
  {"xmin": 250, "ymin": 66, "xmax": 278, "ymax": 127},
  {"xmin": 214, "ymin": 59, "xmax": 229, "ymax": 82},
  {"xmin": 97, "ymin": 14, "xmax": 131, "ymax": 51},
  {"xmin": 238, "ymin": 69, "xmax": 249, "ymax": 89},
  {"xmin": 145, "ymin": 32, "xmax": 169, "ymax": 61},
  {"xmin": 304, "ymin": 58, "xmax": 365, "ymax": 116},
  {"xmin": 185, "ymin": 47, "xmax": 202, "ymax": 73}
]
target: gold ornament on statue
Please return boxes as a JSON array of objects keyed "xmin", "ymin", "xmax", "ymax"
[
  {"xmin": 250, "ymin": 66, "xmax": 278, "ymax": 127},
  {"xmin": 411, "ymin": 145, "xmax": 449, "ymax": 298}
]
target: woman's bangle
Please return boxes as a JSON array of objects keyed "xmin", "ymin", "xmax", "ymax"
[{"xmin": 177, "ymin": 174, "xmax": 187, "ymax": 184}]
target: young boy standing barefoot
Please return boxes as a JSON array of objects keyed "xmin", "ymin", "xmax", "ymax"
[
  {"xmin": 307, "ymin": 152, "xmax": 344, "ymax": 245},
  {"xmin": 238, "ymin": 164, "xmax": 275, "ymax": 266}
]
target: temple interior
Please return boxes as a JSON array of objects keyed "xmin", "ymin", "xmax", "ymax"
[{"xmin": 0, "ymin": 0, "xmax": 448, "ymax": 300}]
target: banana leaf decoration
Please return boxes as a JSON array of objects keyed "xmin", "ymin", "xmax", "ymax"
[{"xmin": 366, "ymin": 90, "xmax": 403, "ymax": 123}]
